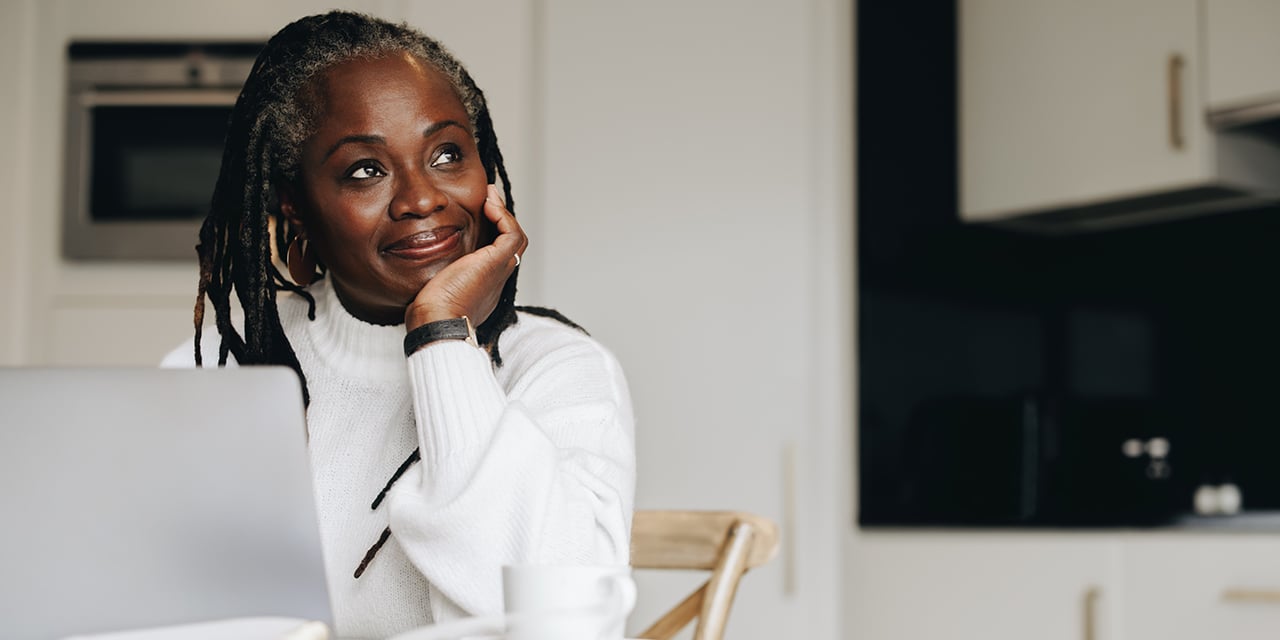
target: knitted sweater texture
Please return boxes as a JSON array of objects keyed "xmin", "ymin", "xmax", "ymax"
[{"xmin": 164, "ymin": 279, "xmax": 635, "ymax": 639}]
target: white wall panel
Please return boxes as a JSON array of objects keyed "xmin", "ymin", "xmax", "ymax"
[
  {"xmin": 48, "ymin": 298, "xmax": 195, "ymax": 365},
  {"xmin": 538, "ymin": 2, "xmax": 852, "ymax": 638},
  {"xmin": 0, "ymin": 0, "xmax": 36, "ymax": 364}
]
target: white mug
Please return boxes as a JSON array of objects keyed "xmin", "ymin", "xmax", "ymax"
[{"xmin": 503, "ymin": 564, "xmax": 636, "ymax": 640}]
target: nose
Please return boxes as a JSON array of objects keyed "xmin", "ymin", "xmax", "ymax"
[{"xmin": 390, "ymin": 169, "xmax": 448, "ymax": 220}]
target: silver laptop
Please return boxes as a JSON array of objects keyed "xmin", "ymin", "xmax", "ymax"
[{"xmin": 0, "ymin": 367, "xmax": 332, "ymax": 639}]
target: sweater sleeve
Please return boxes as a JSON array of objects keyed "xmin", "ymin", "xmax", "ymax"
[{"xmin": 384, "ymin": 326, "xmax": 636, "ymax": 621}]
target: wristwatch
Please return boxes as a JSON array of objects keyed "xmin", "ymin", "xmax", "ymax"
[{"xmin": 403, "ymin": 316, "xmax": 478, "ymax": 356}]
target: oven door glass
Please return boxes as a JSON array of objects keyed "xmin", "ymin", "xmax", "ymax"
[{"xmin": 88, "ymin": 105, "xmax": 231, "ymax": 221}]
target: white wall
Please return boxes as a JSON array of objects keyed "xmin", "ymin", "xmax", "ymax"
[
  {"xmin": 2, "ymin": 1, "xmax": 856, "ymax": 638},
  {"xmin": 0, "ymin": 0, "xmax": 36, "ymax": 365},
  {"xmin": 536, "ymin": 2, "xmax": 853, "ymax": 638}
]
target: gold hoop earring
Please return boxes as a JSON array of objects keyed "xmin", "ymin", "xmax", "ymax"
[{"xmin": 287, "ymin": 236, "xmax": 317, "ymax": 286}]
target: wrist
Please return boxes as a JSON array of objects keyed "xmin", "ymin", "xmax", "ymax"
[
  {"xmin": 405, "ymin": 304, "xmax": 466, "ymax": 331},
  {"xmin": 403, "ymin": 315, "xmax": 478, "ymax": 356}
]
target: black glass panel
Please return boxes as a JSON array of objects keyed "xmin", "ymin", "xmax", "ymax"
[{"xmin": 89, "ymin": 106, "xmax": 230, "ymax": 221}]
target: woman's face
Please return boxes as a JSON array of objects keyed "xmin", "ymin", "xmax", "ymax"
[{"xmin": 281, "ymin": 52, "xmax": 489, "ymax": 325}]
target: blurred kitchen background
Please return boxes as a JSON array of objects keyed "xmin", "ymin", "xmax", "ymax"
[
  {"xmin": 852, "ymin": 2, "xmax": 1280, "ymax": 640},
  {"xmin": 9, "ymin": 0, "xmax": 1280, "ymax": 638},
  {"xmin": 862, "ymin": 0, "xmax": 1280, "ymax": 528}
]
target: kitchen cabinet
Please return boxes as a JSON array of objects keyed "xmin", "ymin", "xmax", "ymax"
[
  {"xmin": 848, "ymin": 531, "xmax": 1280, "ymax": 640},
  {"xmin": 847, "ymin": 533, "xmax": 1118, "ymax": 640},
  {"xmin": 958, "ymin": 0, "xmax": 1280, "ymax": 231},
  {"xmin": 1204, "ymin": 0, "xmax": 1280, "ymax": 125},
  {"xmin": 1120, "ymin": 534, "xmax": 1280, "ymax": 640}
]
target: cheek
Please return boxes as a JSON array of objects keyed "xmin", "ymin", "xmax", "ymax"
[
  {"xmin": 458, "ymin": 178, "xmax": 488, "ymax": 214},
  {"xmin": 304, "ymin": 201, "xmax": 385, "ymax": 265}
]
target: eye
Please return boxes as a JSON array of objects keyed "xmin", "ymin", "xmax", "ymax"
[
  {"xmin": 430, "ymin": 144, "xmax": 463, "ymax": 168},
  {"xmin": 345, "ymin": 162, "xmax": 386, "ymax": 180}
]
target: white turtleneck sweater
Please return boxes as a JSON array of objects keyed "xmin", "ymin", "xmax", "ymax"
[{"xmin": 163, "ymin": 279, "xmax": 635, "ymax": 639}]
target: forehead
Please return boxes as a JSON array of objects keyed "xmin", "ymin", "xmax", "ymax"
[{"xmin": 308, "ymin": 51, "xmax": 470, "ymax": 133}]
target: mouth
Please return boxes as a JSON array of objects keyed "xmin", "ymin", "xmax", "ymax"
[{"xmin": 382, "ymin": 226, "xmax": 464, "ymax": 261}]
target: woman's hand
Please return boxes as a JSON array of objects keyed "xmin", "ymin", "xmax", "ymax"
[{"xmin": 404, "ymin": 185, "xmax": 527, "ymax": 330}]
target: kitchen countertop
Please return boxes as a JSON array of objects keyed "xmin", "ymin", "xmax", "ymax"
[{"xmin": 1172, "ymin": 511, "xmax": 1280, "ymax": 531}]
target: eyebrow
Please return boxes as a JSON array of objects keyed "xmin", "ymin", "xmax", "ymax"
[
  {"xmin": 320, "ymin": 120, "xmax": 470, "ymax": 163},
  {"xmin": 321, "ymin": 134, "xmax": 384, "ymax": 162}
]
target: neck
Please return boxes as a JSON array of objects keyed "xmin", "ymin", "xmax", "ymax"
[
  {"xmin": 331, "ymin": 279, "xmax": 408, "ymax": 326},
  {"xmin": 301, "ymin": 278, "xmax": 409, "ymax": 380}
]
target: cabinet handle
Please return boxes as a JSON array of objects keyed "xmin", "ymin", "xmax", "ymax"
[
  {"xmin": 1222, "ymin": 588, "xmax": 1280, "ymax": 604},
  {"xmin": 1083, "ymin": 586, "xmax": 1101, "ymax": 640},
  {"xmin": 1167, "ymin": 53, "xmax": 1185, "ymax": 150}
]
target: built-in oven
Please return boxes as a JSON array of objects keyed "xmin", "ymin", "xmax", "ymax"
[{"xmin": 63, "ymin": 43, "xmax": 261, "ymax": 260}]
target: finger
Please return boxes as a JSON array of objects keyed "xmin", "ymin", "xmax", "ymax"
[
  {"xmin": 515, "ymin": 233, "xmax": 529, "ymax": 260},
  {"xmin": 484, "ymin": 211, "xmax": 526, "ymax": 264},
  {"xmin": 483, "ymin": 186, "xmax": 527, "ymax": 269},
  {"xmin": 489, "ymin": 232, "xmax": 525, "ymax": 268},
  {"xmin": 474, "ymin": 242, "xmax": 517, "ymax": 274},
  {"xmin": 485, "ymin": 185, "xmax": 522, "ymax": 235},
  {"xmin": 486, "ymin": 183, "xmax": 504, "ymax": 204},
  {"xmin": 484, "ymin": 184, "xmax": 507, "ymax": 219}
]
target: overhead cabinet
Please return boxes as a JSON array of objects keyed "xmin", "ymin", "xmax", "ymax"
[
  {"xmin": 958, "ymin": 0, "xmax": 1280, "ymax": 232},
  {"xmin": 1204, "ymin": 0, "xmax": 1280, "ymax": 125}
]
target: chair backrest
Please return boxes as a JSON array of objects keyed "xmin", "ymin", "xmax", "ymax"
[{"xmin": 630, "ymin": 510, "xmax": 780, "ymax": 640}]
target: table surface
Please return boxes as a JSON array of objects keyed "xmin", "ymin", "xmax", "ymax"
[{"xmin": 64, "ymin": 617, "xmax": 644, "ymax": 640}]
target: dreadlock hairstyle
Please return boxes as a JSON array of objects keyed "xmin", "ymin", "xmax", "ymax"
[{"xmin": 193, "ymin": 11, "xmax": 523, "ymax": 404}]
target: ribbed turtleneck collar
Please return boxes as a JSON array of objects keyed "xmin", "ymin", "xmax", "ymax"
[{"xmin": 301, "ymin": 278, "xmax": 408, "ymax": 380}]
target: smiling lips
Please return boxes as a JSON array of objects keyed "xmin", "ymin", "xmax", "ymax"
[{"xmin": 382, "ymin": 226, "xmax": 463, "ymax": 261}]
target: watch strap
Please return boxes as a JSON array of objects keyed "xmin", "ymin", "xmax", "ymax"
[{"xmin": 403, "ymin": 316, "xmax": 477, "ymax": 356}]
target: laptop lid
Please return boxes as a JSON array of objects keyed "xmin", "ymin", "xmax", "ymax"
[{"xmin": 0, "ymin": 367, "xmax": 331, "ymax": 640}]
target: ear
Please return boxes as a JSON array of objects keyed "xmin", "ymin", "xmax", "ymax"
[{"xmin": 276, "ymin": 182, "xmax": 307, "ymax": 233}]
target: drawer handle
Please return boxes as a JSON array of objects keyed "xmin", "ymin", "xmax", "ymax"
[
  {"xmin": 1083, "ymin": 586, "xmax": 1101, "ymax": 640},
  {"xmin": 1167, "ymin": 53, "xmax": 1185, "ymax": 151},
  {"xmin": 1222, "ymin": 588, "xmax": 1280, "ymax": 604}
]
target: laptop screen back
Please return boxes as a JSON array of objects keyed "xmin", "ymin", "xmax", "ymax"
[{"xmin": 0, "ymin": 367, "xmax": 331, "ymax": 639}]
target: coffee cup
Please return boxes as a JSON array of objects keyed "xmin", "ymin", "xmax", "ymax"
[{"xmin": 502, "ymin": 564, "xmax": 636, "ymax": 640}]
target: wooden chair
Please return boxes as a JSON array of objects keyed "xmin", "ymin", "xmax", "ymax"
[{"xmin": 630, "ymin": 510, "xmax": 780, "ymax": 640}]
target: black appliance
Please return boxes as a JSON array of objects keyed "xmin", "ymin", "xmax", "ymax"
[{"xmin": 867, "ymin": 394, "xmax": 1186, "ymax": 526}]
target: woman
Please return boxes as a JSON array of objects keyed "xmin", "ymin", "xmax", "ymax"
[{"xmin": 164, "ymin": 11, "xmax": 635, "ymax": 639}]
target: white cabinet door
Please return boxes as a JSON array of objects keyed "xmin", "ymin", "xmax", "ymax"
[
  {"xmin": 959, "ymin": 0, "xmax": 1207, "ymax": 222},
  {"xmin": 1204, "ymin": 0, "xmax": 1280, "ymax": 119},
  {"xmin": 1121, "ymin": 534, "xmax": 1280, "ymax": 640},
  {"xmin": 847, "ymin": 533, "xmax": 1119, "ymax": 640}
]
